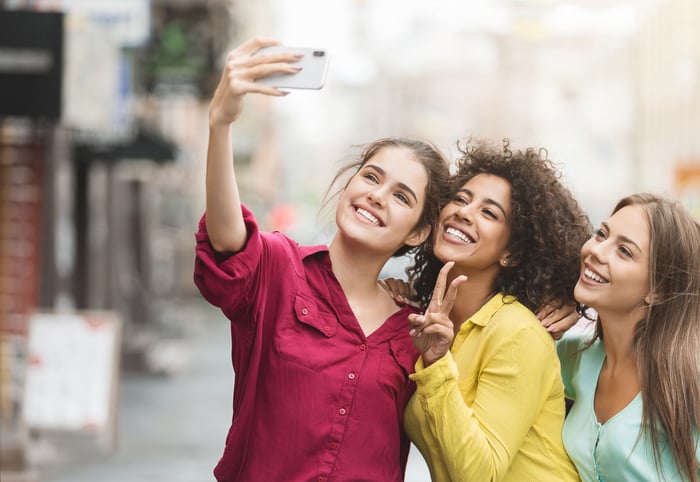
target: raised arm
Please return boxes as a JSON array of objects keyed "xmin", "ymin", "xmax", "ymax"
[{"xmin": 205, "ymin": 36, "xmax": 302, "ymax": 254}]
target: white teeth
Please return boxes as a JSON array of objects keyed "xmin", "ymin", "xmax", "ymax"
[
  {"xmin": 584, "ymin": 268, "xmax": 608, "ymax": 284},
  {"xmin": 356, "ymin": 208, "xmax": 379, "ymax": 225},
  {"xmin": 446, "ymin": 227, "xmax": 472, "ymax": 243}
]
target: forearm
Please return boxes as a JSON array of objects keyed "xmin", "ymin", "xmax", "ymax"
[
  {"xmin": 412, "ymin": 355, "xmax": 510, "ymax": 481},
  {"xmin": 205, "ymin": 123, "xmax": 247, "ymax": 254},
  {"xmin": 411, "ymin": 340, "xmax": 548, "ymax": 481}
]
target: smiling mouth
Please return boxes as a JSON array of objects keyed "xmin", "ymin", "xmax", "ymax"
[
  {"xmin": 445, "ymin": 226, "xmax": 474, "ymax": 244},
  {"xmin": 355, "ymin": 207, "xmax": 382, "ymax": 226},
  {"xmin": 583, "ymin": 268, "xmax": 608, "ymax": 284}
]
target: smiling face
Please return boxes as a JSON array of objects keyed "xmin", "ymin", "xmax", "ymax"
[
  {"xmin": 335, "ymin": 145, "xmax": 430, "ymax": 256},
  {"xmin": 433, "ymin": 173, "xmax": 512, "ymax": 278},
  {"xmin": 575, "ymin": 204, "xmax": 651, "ymax": 320}
]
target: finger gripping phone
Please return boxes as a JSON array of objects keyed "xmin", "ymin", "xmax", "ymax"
[{"xmin": 255, "ymin": 46, "xmax": 330, "ymax": 90}]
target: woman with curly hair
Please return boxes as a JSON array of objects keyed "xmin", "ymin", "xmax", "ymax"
[
  {"xmin": 402, "ymin": 139, "xmax": 591, "ymax": 481},
  {"xmin": 558, "ymin": 193, "xmax": 700, "ymax": 482}
]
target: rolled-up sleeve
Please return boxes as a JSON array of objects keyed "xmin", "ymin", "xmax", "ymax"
[{"xmin": 193, "ymin": 205, "xmax": 263, "ymax": 316}]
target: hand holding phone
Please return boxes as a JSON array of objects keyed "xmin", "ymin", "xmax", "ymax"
[{"xmin": 254, "ymin": 46, "xmax": 330, "ymax": 90}]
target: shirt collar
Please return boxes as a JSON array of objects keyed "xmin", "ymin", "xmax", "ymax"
[
  {"xmin": 467, "ymin": 293, "xmax": 516, "ymax": 327},
  {"xmin": 298, "ymin": 244, "xmax": 329, "ymax": 259}
]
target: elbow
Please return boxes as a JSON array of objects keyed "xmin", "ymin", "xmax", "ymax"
[
  {"xmin": 205, "ymin": 218, "xmax": 247, "ymax": 254},
  {"xmin": 208, "ymin": 236, "xmax": 244, "ymax": 255}
]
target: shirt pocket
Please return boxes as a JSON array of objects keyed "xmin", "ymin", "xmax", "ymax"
[
  {"xmin": 276, "ymin": 293, "xmax": 339, "ymax": 371},
  {"xmin": 376, "ymin": 339, "xmax": 417, "ymax": 400}
]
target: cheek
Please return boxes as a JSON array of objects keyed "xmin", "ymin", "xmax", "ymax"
[
  {"xmin": 486, "ymin": 223, "xmax": 510, "ymax": 250},
  {"xmin": 629, "ymin": 271, "xmax": 650, "ymax": 298}
]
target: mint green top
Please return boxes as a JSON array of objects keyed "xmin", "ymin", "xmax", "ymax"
[{"xmin": 557, "ymin": 330, "xmax": 700, "ymax": 482}]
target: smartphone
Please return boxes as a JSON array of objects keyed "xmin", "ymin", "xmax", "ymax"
[{"xmin": 254, "ymin": 46, "xmax": 330, "ymax": 90}]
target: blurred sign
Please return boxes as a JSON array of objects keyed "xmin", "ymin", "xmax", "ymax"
[
  {"xmin": 0, "ymin": 10, "xmax": 63, "ymax": 120},
  {"xmin": 22, "ymin": 311, "xmax": 122, "ymax": 450},
  {"xmin": 28, "ymin": 0, "xmax": 150, "ymax": 48}
]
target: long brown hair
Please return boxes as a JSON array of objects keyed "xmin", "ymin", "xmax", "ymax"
[
  {"xmin": 323, "ymin": 137, "xmax": 451, "ymax": 257},
  {"xmin": 587, "ymin": 193, "xmax": 700, "ymax": 482}
]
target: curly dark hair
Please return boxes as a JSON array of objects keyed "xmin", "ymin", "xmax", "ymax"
[{"xmin": 407, "ymin": 138, "xmax": 592, "ymax": 312}]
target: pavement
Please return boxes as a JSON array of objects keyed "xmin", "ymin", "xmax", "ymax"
[{"xmin": 27, "ymin": 305, "xmax": 432, "ymax": 482}]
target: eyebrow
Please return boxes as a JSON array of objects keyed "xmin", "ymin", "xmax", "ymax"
[
  {"xmin": 601, "ymin": 221, "xmax": 643, "ymax": 253},
  {"xmin": 459, "ymin": 188, "xmax": 508, "ymax": 218},
  {"xmin": 365, "ymin": 164, "xmax": 419, "ymax": 203}
]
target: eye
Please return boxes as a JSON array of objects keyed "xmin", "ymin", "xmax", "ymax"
[
  {"xmin": 594, "ymin": 228, "xmax": 607, "ymax": 240},
  {"xmin": 482, "ymin": 208, "xmax": 497, "ymax": 219},
  {"xmin": 453, "ymin": 194, "xmax": 469, "ymax": 206},
  {"xmin": 618, "ymin": 245, "xmax": 633, "ymax": 258},
  {"xmin": 363, "ymin": 172, "xmax": 379, "ymax": 184},
  {"xmin": 394, "ymin": 192, "xmax": 410, "ymax": 205}
]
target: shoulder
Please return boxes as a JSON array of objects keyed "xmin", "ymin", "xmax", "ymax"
[
  {"xmin": 479, "ymin": 298, "xmax": 560, "ymax": 366},
  {"xmin": 486, "ymin": 297, "xmax": 544, "ymax": 340},
  {"xmin": 557, "ymin": 323, "xmax": 597, "ymax": 358},
  {"xmin": 557, "ymin": 324, "xmax": 600, "ymax": 382}
]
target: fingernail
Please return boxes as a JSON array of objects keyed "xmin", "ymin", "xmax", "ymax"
[{"xmin": 409, "ymin": 329, "xmax": 415, "ymax": 336}]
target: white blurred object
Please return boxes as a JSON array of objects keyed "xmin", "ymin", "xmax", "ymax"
[{"xmin": 62, "ymin": 12, "xmax": 127, "ymax": 139}]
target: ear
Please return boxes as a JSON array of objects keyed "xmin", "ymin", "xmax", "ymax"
[
  {"xmin": 499, "ymin": 251, "xmax": 517, "ymax": 268},
  {"xmin": 644, "ymin": 292, "xmax": 659, "ymax": 305},
  {"xmin": 404, "ymin": 224, "xmax": 431, "ymax": 248}
]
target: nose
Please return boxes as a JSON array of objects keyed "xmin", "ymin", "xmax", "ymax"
[
  {"xmin": 367, "ymin": 185, "xmax": 388, "ymax": 207},
  {"xmin": 587, "ymin": 238, "xmax": 609, "ymax": 263},
  {"xmin": 454, "ymin": 202, "xmax": 474, "ymax": 224}
]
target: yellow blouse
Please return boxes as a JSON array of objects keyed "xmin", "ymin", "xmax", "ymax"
[{"xmin": 404, "ymin": 294, "xmax": 579, "ymax": 482}]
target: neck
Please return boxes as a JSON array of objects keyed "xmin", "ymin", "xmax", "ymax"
[
  {"xmin": 448, "ymin": 269, "xmax": 499, "ymax": 332},
  {"xmin": 597, "ymin": 307, "xmax": 644, "ymax": 368},
  {"xmin": 328, "ymin": 233, "xmax": 388, "ymax": 298}
]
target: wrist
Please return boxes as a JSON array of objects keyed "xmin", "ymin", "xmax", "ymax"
[
  {"xmin": 208, "ymin": 121, "xmax": 231, "ymax": 134},
  {"xmin": 422, "ymin": 351, "xmax": 445, "ymax": 367}
]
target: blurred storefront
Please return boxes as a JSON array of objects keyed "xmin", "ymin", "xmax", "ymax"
[{"xmin": 0, "ymin": 2, "xmax": 241, "ymax": 479}]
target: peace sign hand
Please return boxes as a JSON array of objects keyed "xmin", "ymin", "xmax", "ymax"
[{"xmin": 408, "ymin": 262, "xmax": 467, "ymax": 367}]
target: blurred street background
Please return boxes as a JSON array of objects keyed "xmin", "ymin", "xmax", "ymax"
[{"xmin": 1, "ymin": 0, "xmax": 699, "ymax": 481}]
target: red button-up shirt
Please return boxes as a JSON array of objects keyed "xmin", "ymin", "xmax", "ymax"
[{"xmin": 194, "ymin": 206, "xmax": 420, "ymax": 482}]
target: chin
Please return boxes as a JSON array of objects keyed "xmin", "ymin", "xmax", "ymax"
[
  {"xmin": 431, "ymin": 245, "xmax": 449, "ymax": 264},
  {"xmin": 573, "ymin": 286, "xmax": 594, "ymax": 310}
]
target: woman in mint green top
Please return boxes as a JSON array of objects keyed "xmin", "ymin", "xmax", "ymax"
[
  {"xmin": 558, "ymin": 331, "xmax": 700, "ymax": 481},
  {"xmin": 560, "ymin": 193, "xmax": 700, "ymax": 482}
]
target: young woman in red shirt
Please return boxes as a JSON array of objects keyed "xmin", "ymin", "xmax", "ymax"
[{"xmin": 194, "ymin": 36, "xmax": 451, "ymax": 481}]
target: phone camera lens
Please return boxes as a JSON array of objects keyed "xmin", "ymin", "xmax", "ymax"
[{"xmin": 313, "ymin": 50, "xmax": 325, "ymax": 57}]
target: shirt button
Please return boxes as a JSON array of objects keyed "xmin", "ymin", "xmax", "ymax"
[
  {"xmin": 324, "ymin": 325, "xmax": 330, "ymax": 331},
  {"xmin": 348, "ymin": 372, "xmax": 355, "ymax": 380},
  {"xmin": 318, "ymin": 476, "xmax": 326, "ymax": 482},
  {"xmin": 301, "ymin": 308, "xmax": 308, "ymax": 315},
  {"xmin": 329, "ymin": 442, "xmax": 338, "ymax": 449},
  {"xmin": 339, "ymin": 408, "xmax": 347, "ymax": 415},
  {"xmin": 359, "ymin": 343, "xmax": 367, "ymax": 350}
]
